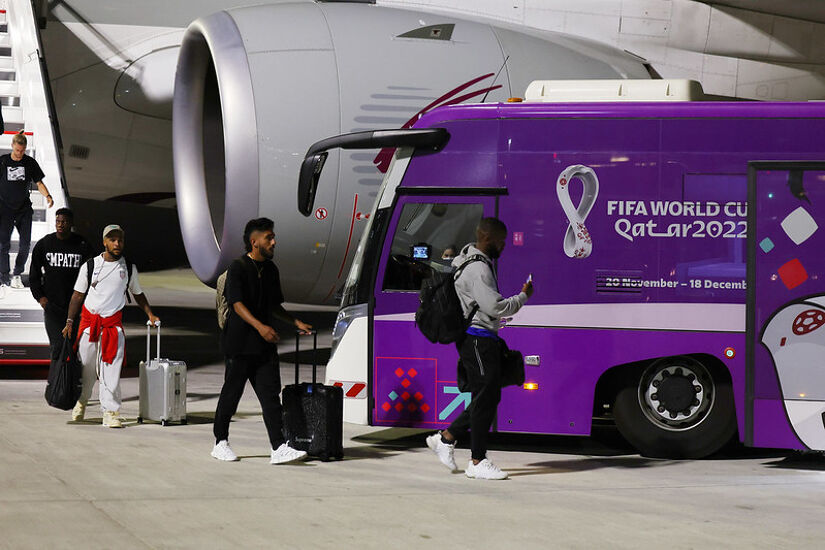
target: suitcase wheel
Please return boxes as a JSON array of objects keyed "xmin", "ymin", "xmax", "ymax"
[
  {"xmin": 161, "ymin": 419, "xmax": 168, "ymax": 427},
  {"xmin": 137, "ymin": 417, "xmax": 143, "ymax": 424}
]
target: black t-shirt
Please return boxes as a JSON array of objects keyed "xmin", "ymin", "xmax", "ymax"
[
  {"xmin": 223, "ymin": 255, "xmax": 285, "ymax": 357},
  {"xmin": 29, "ymin": 232, "xmax": 92, "ymax": 311},
  {"xmin": 0, "ymin": 154, "xmax": 45, "ymax": 211}
]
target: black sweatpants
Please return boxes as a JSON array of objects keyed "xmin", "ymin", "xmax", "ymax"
[
  {"xmin": 43, "ymin": 304, "xmax": 76, "ymax": 362},
  {"xmin": 213, "ymin": 353, "xmax": 285, "ymax": 449},
  {"xmin": 0, "ymin": 204, "xmax": 32, "ymax": 282},
  {"xmin": 447, "ymin": 335, "xmax": 503, "ymax": 461}
]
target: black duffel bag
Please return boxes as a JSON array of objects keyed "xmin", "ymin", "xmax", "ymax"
[
  {"xmin": 44, "ymin": 338, "xmax": 82, "ymax": 410},
  {"xmin": 456, "ymin": 338, "xmax": 525, "ymax": 392},
  {"xmin": 500, "ymin": 346, "xmax": 525, "ymax": 388}
]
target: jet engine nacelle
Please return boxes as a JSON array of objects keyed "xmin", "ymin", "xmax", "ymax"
[{"xmin": 174, "ymin": 1, "xmax": 649, "ymax": 303}]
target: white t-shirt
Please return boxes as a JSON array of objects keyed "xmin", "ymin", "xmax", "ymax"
[{"xmin": 74, "ymin": 255, "xmax": 143, "ymax": 318}]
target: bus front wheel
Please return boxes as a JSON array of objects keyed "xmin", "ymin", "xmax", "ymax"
[{"xmin": 612, "ymin": 356, "xmax": 737, "ymax": 459}]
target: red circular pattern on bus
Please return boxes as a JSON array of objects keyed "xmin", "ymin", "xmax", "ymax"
[{"xmin": 792, "ymin": 309, "xmax": 825, "ymax": 335}]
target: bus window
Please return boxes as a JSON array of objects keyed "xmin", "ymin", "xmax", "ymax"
[{"xmin": 382, "ymin": 202, "xmax": 483, "ymax": 291}]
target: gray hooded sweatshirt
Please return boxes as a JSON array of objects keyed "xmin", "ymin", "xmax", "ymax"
[{"xmin": 452, "ymin": 243, "xmax": 528, "ymax": 334}]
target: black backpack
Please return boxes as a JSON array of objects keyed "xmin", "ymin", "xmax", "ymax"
[
  {"xmin": 415, "ymin": 255, "xmax": 489, "ymax": 344},
  {"xmin": 215, "ymin": 269, "xmax": 229, "ymax": 330}
]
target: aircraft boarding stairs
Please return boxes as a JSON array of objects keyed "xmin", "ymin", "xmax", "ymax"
[{"xmin": 0, "ymin": 0, "xmax": 69, "ymax": 365}]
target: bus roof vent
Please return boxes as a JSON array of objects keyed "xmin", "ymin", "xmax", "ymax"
[{"xmin": 523, "ymin": 79, "xmax": 705, "ymax": 102}]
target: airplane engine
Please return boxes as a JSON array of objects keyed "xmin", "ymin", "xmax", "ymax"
[{"xmin": 173, "ymin": 1, "xmax": 649, "ymax": 303}]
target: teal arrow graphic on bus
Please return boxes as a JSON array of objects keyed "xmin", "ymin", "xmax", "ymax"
[{"xmin": 439, "ymin": 386, "xmax": 471, "ymax": 420}]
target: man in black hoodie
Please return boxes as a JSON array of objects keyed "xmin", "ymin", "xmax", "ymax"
[{"xmin": 29, "ymin": 208, "xmax": 92, "ymax": 360}]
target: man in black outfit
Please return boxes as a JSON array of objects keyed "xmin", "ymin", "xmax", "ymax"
[
  {"xmin": 0, "ymin": 131, "xmax": 54, "ymax": 288},
  {"xmin": 29, "ymin": 208, "xmax": 91, "ymax": 360},
  {"xmin": 211, "ymin": 217, "xmax": 313, "ymax": 464}
]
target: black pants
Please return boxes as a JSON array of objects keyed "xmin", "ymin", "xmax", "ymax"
[
  {"xmin": 43, "ymin": 304, "xmax": 76, "ymax": 362},
  {"xmin": 447, "ymin": 335, "xmax": 503, "ymax": 461},
  {"xmin": 213, "ymin": 353, "xmax": 285, "ymax": 449},
  {"xmin": 0, "ymin": 205, "xmax": 32, "ymax": 282}
]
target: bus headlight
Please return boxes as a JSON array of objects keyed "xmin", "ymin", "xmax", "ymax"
[{"xmin": 331, "ymin": 303, "xmax": 368, "ymax": 359}]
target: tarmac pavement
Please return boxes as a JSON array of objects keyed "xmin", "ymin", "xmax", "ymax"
[{"xmin": 2, "ymin": 270, "xmax": 825, "ymax": 548}]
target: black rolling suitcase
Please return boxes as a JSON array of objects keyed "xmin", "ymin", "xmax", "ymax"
[{"xmin": 282, "ymin": 331, "xmax": 344, "ymax": 461}]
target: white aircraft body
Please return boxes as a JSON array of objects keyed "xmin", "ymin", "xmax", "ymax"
[
  {"xmin": 382, "ymin": 0, "xmax": 825, "ymax": 102},
  {"xmin": 42, "ymin": 0, "xmax": 649, "ymax": 303},
  {"xmin": 40, "ymin": 0, "xmax": 823, "ymax": 303}
]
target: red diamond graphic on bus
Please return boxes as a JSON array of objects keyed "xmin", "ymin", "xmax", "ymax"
[
  {"xmin": 408, "ymin": 403, "xmax": 417, "ymax": 412},
  {"xmin": 401, "ymin": 379, "xmax": 411, "ymax": 388},
  {"xmin": 395, "ymin": 368, "xmax": 404, "ymax": 378},
  {"xmin": 414, "ymin": 392, "xmax": 423, "ymax": 401},
  {"xmin": 395, "ymin": 403, "xmax": 403, "ymax": 412},
  {"xmin": 420, "ymin": 403, "xmax": 430, "ymax": 413},
  {"xmin": 382, "ymin": 402, "xmax": 391, "ymax": 412},
  {"xmin": 778, "ymin": 258, "xmax": 808, "ymax": 290},
  {"xmin": 401, "ymin": 392, "xmax": 410, "ymax": 401},
  {"xmin": 408, "ymin": 368, "xmax": 418, "ymax": 378}
]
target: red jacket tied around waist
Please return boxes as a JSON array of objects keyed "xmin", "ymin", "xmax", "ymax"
[{"xmin": 76, "ymin": 306, "xmax": 123, "ymax": 363}]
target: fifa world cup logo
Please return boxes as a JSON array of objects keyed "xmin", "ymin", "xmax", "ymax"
[{"xmin": 557, "ymin": 165, "xmax": 599, "ymax": 259}]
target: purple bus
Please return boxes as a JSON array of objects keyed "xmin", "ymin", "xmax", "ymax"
[{"xmin": 300, "ymin": 95, "xmax": 825, "ymax": 458}]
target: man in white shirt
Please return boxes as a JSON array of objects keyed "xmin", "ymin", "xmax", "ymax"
[{"xmin": 62, "ymin": 225, "xmax": 159, "ymax": 427}]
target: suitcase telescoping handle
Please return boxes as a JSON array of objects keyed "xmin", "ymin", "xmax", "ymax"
[
  {"xmin": 145, "ymin": 320, "xmax": 162, "ymax": 362},
  {"xmin": 294, "ymin": 330, "xmax": 318, "ymax": 385}
]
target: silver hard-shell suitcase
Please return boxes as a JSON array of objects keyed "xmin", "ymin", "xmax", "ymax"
[{"xmin": 138, "ymin": 322, "xmax": 187, "ymax": 426}]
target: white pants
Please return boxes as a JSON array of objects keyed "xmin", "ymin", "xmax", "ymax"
[{"xmin": 78, "ymin": 327, "xmax": 125, "ymax": 413}]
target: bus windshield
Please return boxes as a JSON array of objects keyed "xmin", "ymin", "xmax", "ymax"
[
  {"xmin": 340, "ymin": 148, "xmax": 412, "ymax": 308},
  {"xmin": 341, "ymin": 208, "xmax": 389, "ymax": 308}
]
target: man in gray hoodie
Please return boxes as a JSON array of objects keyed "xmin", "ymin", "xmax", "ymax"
[{"xmin": 426, "ymin": 217, "xmax": 533, "ymax": 480}]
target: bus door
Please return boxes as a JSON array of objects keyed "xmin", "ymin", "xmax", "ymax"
[
  {"xmin": 747, "ymin": 161, "xmax": 825, "ymax": 451},
  {"xmin": 371, "ymin": 193, "xmax": 499, "ymax": 428}
]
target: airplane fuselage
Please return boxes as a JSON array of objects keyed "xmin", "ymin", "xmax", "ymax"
[{"xmin": 43, "ymin": 0, "xmax": 649, "ymax": 302}]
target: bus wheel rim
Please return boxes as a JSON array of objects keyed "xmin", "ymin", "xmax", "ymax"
[{"xmin": 638, "ymin": 359, "xmax": 715, "ymax": 432}]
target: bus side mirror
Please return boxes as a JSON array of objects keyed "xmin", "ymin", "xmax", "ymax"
[
  {"xmin": 297, "ymin": 128, "xmax": 449, "ymax": 216},
  {"xmin": 298, "ymin": 152, "xmax": 328, "ymax": 217}
]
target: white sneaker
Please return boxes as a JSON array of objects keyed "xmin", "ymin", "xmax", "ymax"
[
  {"xmin": 102, "ymin": 410, "xmax": 123, "ymax": 428},
  {"xmin": 10, "ymin": 275, "xmax": 23, "ymax": 289},
  {"xmin": 426, "ymin": 433, "xmax": 457, "ymax": 472},
  {"xmin": 71, "ymin": 401, "xmax": 86, "ymax": 421},
  {"xmin": 465, "ymin": 458, "xmax": 508, "ymax": 480},
  {"xmin": 211, "ymin": 440, "xmax": 239, "ymax": 462},
  {"xmin": 270, "ymin": 443, "xmax": 308, "ymax": 464}
]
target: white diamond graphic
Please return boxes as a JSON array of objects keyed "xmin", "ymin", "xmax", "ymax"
[{"xmin": 781, "ymin": 207, "xmax": 818, "ymax": 245}]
